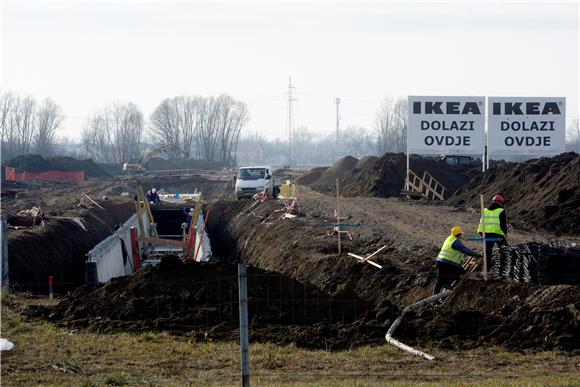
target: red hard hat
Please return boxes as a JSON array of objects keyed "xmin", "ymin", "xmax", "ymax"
[{"xmin": 493, "ymin": 194, "xmax": 505, "ymax": 203}]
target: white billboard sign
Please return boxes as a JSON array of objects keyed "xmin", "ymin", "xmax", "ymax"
[
  {"xmin": 488, "ymin": 97, "xmax": 566, "ymax": 154},
  {"xmin": 408, "ymin": 96, "xmax": 485, "ymax": 155}
]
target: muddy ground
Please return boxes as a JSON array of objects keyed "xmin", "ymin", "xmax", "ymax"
[
  {"xmin": 36, "ymin": 256, "xmax": 382, "ymax": 350},
  {"xmin": 203, "ymin": 189, "xmax": 579, "ymax": 350},
  {"xmin": 34, "ymin": 183, "xmax": 580, "ymax": 352},
  {"xmin": 4, "ymin": 153, "xmax": 580, "ymax": 354},
  {"xmin": 450, "ymin": 152, "xmax": 580, "ymax": 234}
]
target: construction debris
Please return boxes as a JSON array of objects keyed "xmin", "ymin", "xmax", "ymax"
[{"xmin": 494, "ymin": 242, "xmax": 580, "ymax": 284}]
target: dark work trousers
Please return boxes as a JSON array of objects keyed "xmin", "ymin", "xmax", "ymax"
[
  {"xmin": 433, "ymin": 260, "xmax": 465, "ymax": 295},
  {"xmin": 483, "ymin": 234, "xmax": 508, "ymax": 268}
]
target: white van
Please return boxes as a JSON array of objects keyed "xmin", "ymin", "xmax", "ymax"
[{"xmin": 235, "ymin": 166, "xmax": 277, "ymax": 200}]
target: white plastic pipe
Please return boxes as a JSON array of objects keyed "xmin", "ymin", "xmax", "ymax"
[{"xmin": 385, "ymin": 290, "xmax": 452, "ymax": 361}]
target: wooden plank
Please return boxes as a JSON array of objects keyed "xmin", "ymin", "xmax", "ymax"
[
  {"xmin": 361, "ymin": 245, "xmax": 387, "ymax": 262},
  {"xmin": 82, "ymin": 192, "xmax": 105, "ymax": 209},
  {"xmin": 400, "ymin": 190, "xmax": 425, "ymax": 198},
  {"xmin": 138, "ymin": 237, "xmax": 184, "ymax": 249},
  {"xmin": 348, "ymin": 253, "xmax": 382, "ymax": 269}
]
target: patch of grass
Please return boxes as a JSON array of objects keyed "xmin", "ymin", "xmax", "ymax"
[
  {"xmin": 138, "ymin": 332, "xmax": 160, "ymax": 342},
  {"xmin": 7, "ymin": 318, "xmax": 20, "ymax": 329},
  {"xmin": 104, "ymin": 372, "xmax": 129, "ymax": 386},
  {"xmin": 1, "ymin": 294, "xmax": 580, "ymax": 386}
]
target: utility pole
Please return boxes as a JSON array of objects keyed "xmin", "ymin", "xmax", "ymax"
[
  {"xmin": 335, "ymin": 97, "xmax": 341, "ymax": 160},
  {"xmin": 286, "ymin": 76, "xmax": 297, "ymax": 167}
]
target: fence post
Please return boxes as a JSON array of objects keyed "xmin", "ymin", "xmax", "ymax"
[
  {"xmin": 238, "ymin": 263, "xmax": 250, "ymax": 387},
  {"xmin": 1, "ymin": 218, "xmax": 8, "ymax": 290},
  {"xmin": 48, "ymin": 275, "xmax": 54, "ymax": 299}
]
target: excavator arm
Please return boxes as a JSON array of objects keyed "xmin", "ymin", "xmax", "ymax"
[{"xmin": 123, "ymin": 144, "xmax": 182, "ymax": 172}]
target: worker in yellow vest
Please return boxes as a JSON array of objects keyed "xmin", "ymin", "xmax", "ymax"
[
  {"xmin": 433, "ymin": 226, "xmax": 482, "ymax": 295},
  {"xmin": 477, "ymin": 194, "xmax": 508, "ymax": 269}
]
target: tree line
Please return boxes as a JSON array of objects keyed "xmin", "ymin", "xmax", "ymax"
[
  {"xmin": 81, "ymin": 94, "xmax": 248, "ymax": 165},
  {"xmin": 2, "ymin": 91, "xmax": 580, "ymax": 165},
  {"xmin": 0, "ymin": 92, "xmax": 64, "ymax": 160}
]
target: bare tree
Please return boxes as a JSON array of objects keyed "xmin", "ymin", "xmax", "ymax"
[
  {"xmin": 0, "ymin": 92, "xmax": 37, "ymax": 160},
  {"xmin": 34, "ymin": 98, "xmax": 64, "ymax": 156},
  {"xmin": 150, "ymin": 98, "xmax": 182, "ymax": 154},
  {"xmin": 150, "ymin": 96, "xmax": 202, "ymax": 158},
  {"xmin": 0, "ymin": 92, "xmax": 17, "ymax": 160},
  {"xmin": 342, "ymin": 126, "xmax": 377, "ymax": 158},
  {"xmin": 16, "ymin": 96, "xmax": 36, "ymax": 156},
  {"xmin": 82, "ymin": 114, "xmax": 112, "ymax": 163},
  {"xmin": 375, "ymin": 98, "xmax": 394, "ymax": 154},
  {"xmin": 81, "ymin": 102, "xmax": 144, "ymax": 163},
  {"xmin": 152, "ymin": 94, "xmax": 249, "ymax": 165},
  {"xmin": 110, "ymin": 102, "xmax": 143, "ymax": 163},
  {"xmin": 375, "ymin": 97, "xmax": 407, "ymax": 154},
  {"xmin": 567, "ymin": 118, "xmax": 580, "ymax": 153}
]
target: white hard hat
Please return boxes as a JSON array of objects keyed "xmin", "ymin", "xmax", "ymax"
[{"xmin": 151, "ymin": 188, "xmax": 156, "ymax": 193}]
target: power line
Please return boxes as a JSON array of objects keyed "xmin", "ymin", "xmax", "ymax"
[{"xmin": 285, "ymin": 76, "xmax": 297, "ymax": 166}]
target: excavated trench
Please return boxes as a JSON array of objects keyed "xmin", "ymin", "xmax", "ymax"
[
  {"xmin": 8, "ymin": 200, "xmax": 135, "ymax": 293},
  {"xmin": 32, "ymin": 199, "xmax": 580, "ymax": 351},
  {"xmin": 39, "ymin": 201, "xmax": 391, "ymax": 350},
  {"xmin": 150, "ymin": 206, "xmax": 190, "ymax": 239}
]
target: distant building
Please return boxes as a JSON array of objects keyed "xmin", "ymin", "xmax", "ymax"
[{"xmin": 236, "ymin": 143, "xmax": 264, "ymax": 164}]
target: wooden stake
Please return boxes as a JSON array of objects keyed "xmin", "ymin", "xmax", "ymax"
[
  {"xmin": 134, "ymin": 200, "xmax": 145, "ymax": 237},
  {"xmin": 361, "ymin": 245, "xmax": 387, "ymax": 263},
  {"xmin": 82, "ymin": 192, "xmax": 105, "ymax": 209},
  {"xmin": 348, "ymin": 253, "xmax": 382, "ymax": 269},
  {"xmin": 480, "ymin": 194, "xmax": 487, "ymax": 280}
]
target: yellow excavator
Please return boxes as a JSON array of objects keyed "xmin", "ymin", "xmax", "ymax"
[{"xmin": 123, "ymin": 144, "xmax": 182, "ymax": 172}]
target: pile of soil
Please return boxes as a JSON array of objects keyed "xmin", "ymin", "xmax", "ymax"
[
  {"xmin": 400, "ymin": 278, "xmax": 580, "ymax": 351},
  {"xmin": 297, "ymin": 154, "xmax": 481, "ymax": 198},
  {"xmin": 449, "ymin": 152, "xmax": 580, "ymax": 234},
  {"xmin": 5, "ymin": 154, "xmax": 109, "ymax": 177},
  {"xmin": 43, "ymin": 257, "xmax": 383, "ymax": 350},
  {"xmin": 296, "ymin": 156, "xmax": 360, "ymax": 194}
]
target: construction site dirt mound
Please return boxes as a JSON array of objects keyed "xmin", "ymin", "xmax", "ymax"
[
  {"xmin": 449, "ymin": 152, "xmax": 580, "ymax": 234},
  {"xmin": 342, "ymin": 153, "xmax": 482, "ymax": 198},
  {"xmin": 8, "ymin": 203, "xmax": 132, "ymax": 293},
  {"xmin": 5, "ymin": 154, "xmax": 110, "ymax": 177},
  {"xmin": 294, "ymin": 167, "xmax": 326, "ymax": 186},
  {"xmin": 42, "ymin": 257, "xmax": 383, "ymax": 350},
  {"xmin": 399, "ymin": 278, "xmax": 580, "ymax": 351},
  {"xmin": 355, "ymin": 155, "xmax": 379, "ymax": 170},
  {"xmin": 298, "ymin": 153, "xmax": 481, "ymax": 198},
  {"xmin": 296, "ymin": 156, "xmax": 360, "ymax": 194}
]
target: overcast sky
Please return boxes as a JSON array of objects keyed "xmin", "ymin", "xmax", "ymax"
[{"xmin": 1, "ymin": 0, "xmax": 578, "ymax": 141}]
